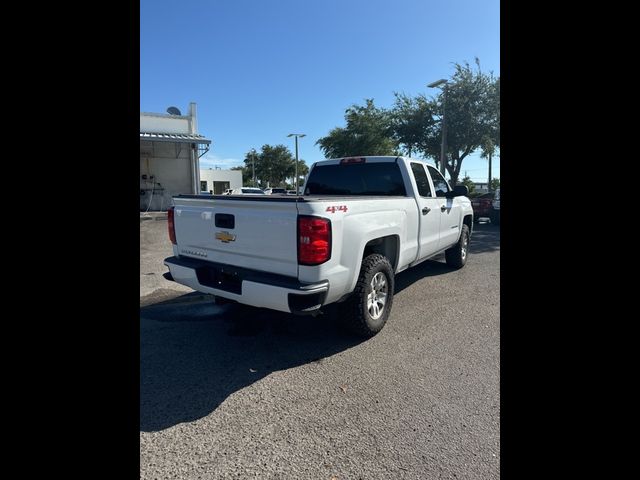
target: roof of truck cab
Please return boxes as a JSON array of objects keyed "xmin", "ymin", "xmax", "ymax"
[{"xmin": 312, "ymin": 156, "xmax": 438, "ymax": 168}]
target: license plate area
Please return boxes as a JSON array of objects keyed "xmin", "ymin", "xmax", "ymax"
[{"xmin": 196, "ymin": 265, "xmax": 242, "ymax": 294}]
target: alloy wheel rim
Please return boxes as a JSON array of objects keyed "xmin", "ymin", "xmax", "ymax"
[{"xmin": 367, "ymin": 272, "xmax": 388, "ymax": 320}]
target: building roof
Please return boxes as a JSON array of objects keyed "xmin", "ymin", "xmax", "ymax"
[{"xmin": 140, "ymin": 132, "xmax": 211, "ymax": 144}]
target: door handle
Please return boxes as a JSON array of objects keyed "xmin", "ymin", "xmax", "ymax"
[
  {"xmin": 422, "ymin": 207, "xmax": 430, "ymax": 215},
  {"xmin": 440, "ymin": 205, "xmax": 447, "ymax": 212}
]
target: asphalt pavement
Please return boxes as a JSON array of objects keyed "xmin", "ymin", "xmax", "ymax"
[{"xmin": 140, "ymin": 221, "xmax": 500, "ymax": 479}]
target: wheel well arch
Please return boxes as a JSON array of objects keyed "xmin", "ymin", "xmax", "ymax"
[
  {"xmin": 363, "ymin": 235, "xmax": 400, "ymax": 271},
  {"xmin": 463, "ymin": 214, "xmax": 473, "ymax": 236}
]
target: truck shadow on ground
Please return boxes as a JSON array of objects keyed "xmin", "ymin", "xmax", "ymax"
[
  {"xmin": 140, "ymin": 223, "xmax": 499, "ymax": 432},
  {"xmin": 394, "ymin": 258, "xmax": 454, "ymax": 294},
  {"xmin": 140, "ymin": 300, "xmax": 365, "ymax": 432},
  {"xmin": 394, "ymin": 223, "xmax": 500, "ymax": 293}
]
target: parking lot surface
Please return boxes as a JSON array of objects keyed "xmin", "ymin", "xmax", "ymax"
[{"xmin": 140, "ymin": 220, "xmax": 500, "ymax": 479}]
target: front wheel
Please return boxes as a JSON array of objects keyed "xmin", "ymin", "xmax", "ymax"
[
  {"xmin": 445, "ymin": 224, "xmax": 470, "ymax": 269},
  {"xmin": 342, "ymin": 254, "xmax": 395, "ymax": 337}
]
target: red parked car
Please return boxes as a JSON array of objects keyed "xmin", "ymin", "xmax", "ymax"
[{"xmin": 470, "ymin": 192, "xmax": 495, "ymax": 221}]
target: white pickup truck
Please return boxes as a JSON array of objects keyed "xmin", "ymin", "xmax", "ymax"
[{"xmin": 164, "ymin": 156, "xmax": 473, "ymax": 336}]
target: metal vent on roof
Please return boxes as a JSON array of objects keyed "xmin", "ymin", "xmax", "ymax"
[{"xmin": 166, "ymin": 106, "xmax": 181, "ymax": 115}]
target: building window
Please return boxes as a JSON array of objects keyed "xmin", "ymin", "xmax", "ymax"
[
  {"xmin": 200, "ymin": 181, "xmax": 207, "ymax": 192},
  {"xmin": 213, "ymin": 181, "xmax": 230, "ymax": 194}
]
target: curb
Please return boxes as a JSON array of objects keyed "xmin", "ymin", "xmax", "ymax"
[{"xmin": 140, "ymin": 212, "xmax": 168, "ymax": 222}]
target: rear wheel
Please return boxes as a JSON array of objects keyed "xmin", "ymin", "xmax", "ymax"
[
  {"xmin": 445, "ymin": 224, "xmax": 470, "ymax": 269},
  {"xmin": 342, "ymin": 254, "xmax": 394, "ymax": 337}
]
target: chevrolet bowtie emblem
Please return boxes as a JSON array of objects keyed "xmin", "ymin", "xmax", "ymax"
[{"xmin": 215, "ymin": 231, "xmax": 236, "ymax": 243}]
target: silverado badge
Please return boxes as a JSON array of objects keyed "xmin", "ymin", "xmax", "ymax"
[{"xmin": 215, "ymin": 231, "xmax": 236, "ymax": 243}]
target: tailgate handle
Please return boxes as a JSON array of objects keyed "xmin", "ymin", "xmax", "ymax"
[{"xmin": 215, "ymin": 213, "xmax": 235, "ymax": 229}]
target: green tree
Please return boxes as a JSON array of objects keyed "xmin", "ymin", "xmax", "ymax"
[
  {"xmin": 294, "ymin": 159, "xmax": 309, "ymax": 187},
  {"xmin": 316, "ymin": 99, "xmax": 398, "ymax": 158},
  {"xmin": 460, "ymin": 175, "xmax": 476, "ymax": 194},
  {"xmin": 480, "ymin": 137, "xmax": 498, "ymax": 192},
  {"xmin": 390, "ymin": 93, "xmax": 436, "ymax": 159},
  {"xmin": 241, "ymin": 148, "xmax": 260, "ymax": 186},
  {"xmin": 425, "ymin": 59, "xmax": 500, "ymax": 186},
  {"xmin": 490, "ymin": 178, "xmax": 500, "ymax": 191},
  {"xmin": 479, "ymin": 75, "xmax": 500, "ymax": 190},
  {"xmin": 258, "ymin": 144, "xmax": 296, "ymax": 186}
]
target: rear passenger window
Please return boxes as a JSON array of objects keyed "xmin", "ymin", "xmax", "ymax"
[{"xmin": 410, "ymin": 162, "xmax": 432, "ymax": 197}]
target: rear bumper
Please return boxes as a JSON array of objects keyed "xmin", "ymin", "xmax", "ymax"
[{"xmin": 163, "ymin": 256, "xmax": 329, "ymax": 315}]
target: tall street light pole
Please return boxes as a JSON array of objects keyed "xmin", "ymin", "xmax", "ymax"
[
  {"xmin": 427, "ymin": 79, "xmax": 449, "ymax": 177},
  {"xmin": 287, "ymin": 133, "xmax": 306, "ymax": 193}
]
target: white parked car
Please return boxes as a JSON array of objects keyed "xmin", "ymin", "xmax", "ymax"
[
  {"xmin": 165, "ymin": 156, "xmax": 473, "ymax": 337},
  {"xmin": 263, "ymin": 188, "xmax": 287, "ymax": 195},
  {"xmin": 230, "ymin": 188, "xmax": 266, "ymax": 195}
]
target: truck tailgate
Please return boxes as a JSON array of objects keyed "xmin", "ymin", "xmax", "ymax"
[{"xmin": 172, "ymin": 196, "xmax": 299, "ymax": 278}]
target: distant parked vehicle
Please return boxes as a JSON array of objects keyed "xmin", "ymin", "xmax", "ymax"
[
  {"xmin": 264, "ymin": 188, "xmax": 287, "ymax": 195},
  {"xmin": 231, "ymin": 187, "xmax": 266, "ymax": 195},
  {"xmin": 490, "ymin": 188, "xmax": 500, "ymax": 225},
  {"xmin": 286, "ymin": 190, "xmax": 297, "ymax": 195},
  {"xmin": 470, "ymin": 192, "xmax": 495, "ymax": 221}
]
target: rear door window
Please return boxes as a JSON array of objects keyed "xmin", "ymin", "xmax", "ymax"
[{"xmin": 410, "ymin": 162, "xmax": 433, "ymax": 197}]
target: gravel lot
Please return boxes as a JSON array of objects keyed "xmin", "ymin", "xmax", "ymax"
[{"xmin": 140, "ymin": 220, "xmax": 500, "ymax": 479}]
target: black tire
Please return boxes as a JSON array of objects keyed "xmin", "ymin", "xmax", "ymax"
[
  {"xmin": 342, "ymin": 254, "xmax": 395, "ymax": 337},
  {"xmin": 492, "ymin": 210, "xmax": 500, "ymax": 225},
  {"xmin": 445, "ymin": 224, "xmax": 470, "ymax": 269}
]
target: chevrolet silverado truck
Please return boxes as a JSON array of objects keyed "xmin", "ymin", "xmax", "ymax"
[{"xmin": 164, "ymin": 156, "xmax": 473, "ymax": 336}]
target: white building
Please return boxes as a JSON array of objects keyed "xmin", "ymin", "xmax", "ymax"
[
  {"xmin": 472, "ymin": 182, "xmax": 490, "ymax": 193},
  {"xmin": 140, "ymin": 102, "xmax": 212, "ymax": 211},
  {"xmin": 199, "ymin": 169, "xmax": 243, "ymax": 194}
]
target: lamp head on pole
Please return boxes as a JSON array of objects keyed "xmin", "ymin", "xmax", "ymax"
[{"xmin": 427, "ymin": 79, "xmax": 448, "ymax": 88}]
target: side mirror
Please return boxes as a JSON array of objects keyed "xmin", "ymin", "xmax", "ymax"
[{"xmin": 445, "ymin": 185, "xmax": 469, "ymax": 198}]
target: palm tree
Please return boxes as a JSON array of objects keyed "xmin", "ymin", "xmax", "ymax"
[{"xmin": 480, "ymin": 137, "xmax": 498, "ymax": 192}]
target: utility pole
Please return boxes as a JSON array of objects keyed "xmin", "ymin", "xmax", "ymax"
[
  {"xmin": 488, "ymin": 151, "xmax": 492, "ymax": 192},
  {"xmin": 441, "ymin": 83, "xmax": 448, "ymax": 177},
  {"xmin": 427, "ymin": 79, "xmax": 449, "ymax": 177},
  {"xmin": 287, "ymin": 133, "xmax": 306, "ymax": 193}
]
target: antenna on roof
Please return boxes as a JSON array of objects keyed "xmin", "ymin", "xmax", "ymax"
[{"xmin": 166, "ymin": 106, "xmax": 182, "ymax": 115}]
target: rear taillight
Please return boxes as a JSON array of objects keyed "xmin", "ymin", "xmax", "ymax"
[
  {"xmin": 168, "ymin": 206, "xmax": 177, "ymax": 245},
  {"xmin": 298, "ymin": 216, "xmax": 331, "ymax": 265}
]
